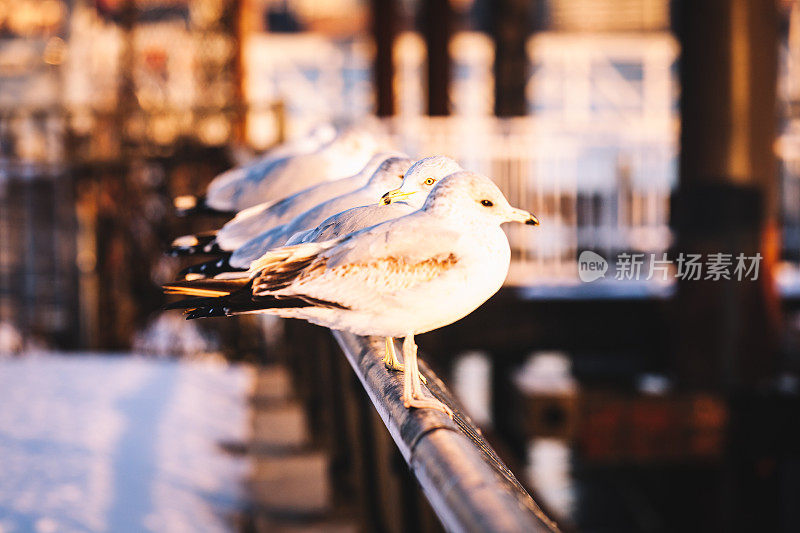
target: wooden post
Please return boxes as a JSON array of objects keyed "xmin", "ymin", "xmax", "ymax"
[
  {"xmin": 116, "ymin": 0, "xmax": 137, "ymax": 153},
  {"xmin": 233, "ymin": 0, "xmax": 252, "ymax": 144},
  {"xmin": 490, "ymin": 354, "xmax": 529, "ymax": 464},
  {"xmin": 673, "ymin": 0, "xmax": 782, "ymax": 390},
  {"xmin": 674, "ymin": 2, "xmax": 785, "ymax": 529},
  {"xmin": 421, "ymin": 0, "xmax": 453, "ymax": 116},
  {"xmin": 371, "ymin": 0, "xmax": 398, "ymax": 117},
  {"xmin": 491, "ymin": 0, "xmax": 534, "ymax": 117}
]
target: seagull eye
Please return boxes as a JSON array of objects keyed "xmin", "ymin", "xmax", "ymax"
[
  {"xmin": 424, "ymin": 177, "xmax": 436, "ymax": 186},
  {"xmin": 481, "ymin": 199, "xmax": 494, "ymax": 207}
]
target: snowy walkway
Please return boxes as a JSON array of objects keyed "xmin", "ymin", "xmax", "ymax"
[{"xmin": 0, "ymin": 354, "xmax": 252, "ymax": 533}]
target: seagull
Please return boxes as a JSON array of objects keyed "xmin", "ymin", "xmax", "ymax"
[
  {"xmin": 173, "ymin": 123, "xmax": 336, "ymax": 215},
  {"xmin": 286, "ymin": 155, "xmax": 464, "ymax": 246},
  {"xmin": 164, "ymin": 171, "xmax": 540, "ymax": 415},
  {"xmin": 179, "ymin": 155, "xmax": 418, "ymax": 279},
  {"xmin": 259, "ymin": 123, "xmax": 337, "ymax": 160},
  {"xmin": 170, "ymin": 151, "xmax": 406, "ymax": 257},
  {"xmin": 228, "ymin": 156, "xmax": 463, "ymax": 270},
  {"xmin": 202, "ymin": 126, "xmax": 389, "ymax": 213},
  {"xmin": 285, "ymin": 202, "xmax": 415, "ymax": 247},
  {"xmin": 281, "ymin": 156, "xmax": 463, "ymax": 372}
]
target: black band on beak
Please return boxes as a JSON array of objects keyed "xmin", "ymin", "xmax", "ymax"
[{"xmin": 526, "ymin": 215, "xmax": 540, "ymax": 226}]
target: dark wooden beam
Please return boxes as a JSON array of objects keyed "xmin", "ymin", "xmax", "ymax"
[
  {"xmin": 672, "ymin": 0, "xmax": 782, "ymax": 390},
  {"xmin": 421, "ymin": 0, "xmax": 453, "ymax": 116},
  {"xmin": 371, "ymin": 0, "xmax": 398, "ymax": 117},
  {"xmin": 491, "ymin": 0, "xmax": 534, "ymax": 117}
]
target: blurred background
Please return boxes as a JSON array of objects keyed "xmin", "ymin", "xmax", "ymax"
[{"xmin": 0, "ymin": 0, "xmax": 799, "ymax": 532}]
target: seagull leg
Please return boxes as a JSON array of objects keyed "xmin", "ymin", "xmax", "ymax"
[
  {"xmin": 401, "ymin": 334, "xmax": 452, "ymax": 417},
  {"xmin": 382, "ymin": 337, "xmax": 403, "ymax": 370},
  {"xmin": 383, "ymin": 337, "xmax": 426, "ymax": 383}
]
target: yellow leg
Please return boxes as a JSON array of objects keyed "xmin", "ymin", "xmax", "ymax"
[
  {"xmin": 383, "ymin": 337, "xmax": 426, "ymax": 383},
  {"xmin": 401, "ymin": 334, "xmax": 452, "ymax": 417},
  {"xmin": 382, "ymin": 337, "xmax": 403, "ymax": 370}
]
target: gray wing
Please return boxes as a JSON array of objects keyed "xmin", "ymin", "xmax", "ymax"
[
  {"xmin": 251, "ymin": 215, "xmax": 463, "ymax": 309},
  {"xmin": 227, "ymin": 194, "xmax": 365, "ymax": 268},
  {"xmin": 216, "ymin": 176, "xmax": 363, "ymax": 250},
  {"xmin": 206, "ymin": 156, "xmax": 292, "ymax": 211},
  {"xmin": 229, "ymin": 224, "xmax": 289, "ymax": 269},
  {"xmin": 297, "ymin": 203, "xmax": 416, "ymax": 244},
  {"xmin": 226, "ymin": 192, "xmax": 374, "ymax": 269}
]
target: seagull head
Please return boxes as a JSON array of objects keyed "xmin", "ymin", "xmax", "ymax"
[
  {"xmin": 307, "ymin": 123, "xmax": 337, "ymax": 145},
  {"xmin": 359, "ymin": 151, "xmax": 410, "ymax": 179},
  {"xmin": 422, "ymin": 171, "xmax": 540, "ymax": 227},
  {"xmin": 380, "ymin": 155, "xmax": 463, "ymax": 207},
  {"xmin": 365, "ymin": 156, "xmax": 415, "ymax": 190},
  {"xmin": 332, "ymin": 127, "xmax": 380, "ymax": 155}
]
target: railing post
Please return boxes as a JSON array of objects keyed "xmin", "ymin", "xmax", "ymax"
[{"xmin": 491, "ymin": 354, "xmax": 529, "ymax": 464}]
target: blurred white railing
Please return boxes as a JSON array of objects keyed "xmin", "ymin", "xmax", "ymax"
[{"xmin": 387, "ymin": 116, "xmax": 678, "ymax": 285}]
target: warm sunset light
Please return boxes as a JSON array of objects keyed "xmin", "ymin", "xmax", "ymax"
[{"xmin": 0, "ymin": 1, "xmax": 798, "ymax": 532}]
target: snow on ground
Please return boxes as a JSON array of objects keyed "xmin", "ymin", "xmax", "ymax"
[{"xmin": 0, "ymin": 353, "xmax": 253, "ymax": 533}]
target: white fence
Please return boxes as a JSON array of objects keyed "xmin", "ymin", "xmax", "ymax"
[{"xmin": 387, "ymin": 116, "xmax": 677, "ymax": 285}]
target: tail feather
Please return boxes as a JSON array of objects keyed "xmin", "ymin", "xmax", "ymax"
[
  {"xmin": 163, "ymin": 277, "xmax": 250, "ymax": 298},
  {"xmin": 165, "ymin": 278, "xmax": 256, "ymax": 318},
  {"xmin": 248, "ymin": 241, "xmax": 338, "ymax": 294},
  {"xmin": 174, "ymin": 195, "xmax": 236, "ymax": 217},
  {"xmin": 163, "ymin": 238, "xmax": 348, "ymax": 320},
  {"xmin": 178, "ymin": 294, "xmax": 346, "ymax": 320},
  {"xmin": 179, "ymin": 255, "xmax": 244, "ymax": 279},
  {"xmin": 169, "ymin": 232, "xmax": 224, "ymax": 256},
  {"xmin": 180, "ymin": 295, "xmax": 283, "ymax": 319},
  {"xmin": 164, "ymin": 295, "xmax": 224, "ymax": 310},
  {"xmin": 185, "ymin": 307, "xmax": 230, "ymax": 319},
  {"xmin": 248, "ymin": 241, "xmax": 336, "ymax": 275},
  {"xmin": 163, "ymin": 276, "xmax": 347, "ymax": 320}
]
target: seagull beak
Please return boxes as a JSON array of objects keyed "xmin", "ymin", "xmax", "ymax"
[
  {"xmin": 380, "ymin": 188, "xmax": 417, "ymax": 206},
  {"xmin": 508, "ymin": 207, "xmax": 540, "ymax": 226}
]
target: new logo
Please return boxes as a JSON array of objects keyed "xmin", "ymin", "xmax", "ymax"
[{"xmin": 578, "ymin": 250, "xmax": 608, "ymax": 282}]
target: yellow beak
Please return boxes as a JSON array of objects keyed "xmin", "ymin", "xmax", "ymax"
[
  {"xmin": 508, "ymin": 207, "xmax": 540, "ymax": 226},
  {"xmin": 380, "ymin": 188, "xmax": 418, "ymax": 206}
]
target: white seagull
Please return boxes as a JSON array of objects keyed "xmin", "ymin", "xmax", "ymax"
[
  {"xmin": 171, "ymin": 151, "xmax": 406, "ymax": 256},
  {"xmin": 164, "ymin": 171, "xmax": 540, "ymax": 415},
  {"xmin": 229, "ymin": 156, "xmax": 463, "ymax": 270},
  {"xmin": 285, "ymin": 156, "xmax": 463, "ymax": 246},
  {"xmin": 204, "ymin": 127, "xmax": 388, "ymax": 213},
  {"xmin": 173, "ymin": 123, "xmax": 336, "ymax": 214},
  {"xmin": 282, "ymin": 156, "xmax": 463, "ymax": 372}
]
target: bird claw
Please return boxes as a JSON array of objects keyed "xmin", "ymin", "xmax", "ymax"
[
  {"xmin": 383, "ymin": 360, "xmax": 427, "ymax": 384},
  {"xmin": 402, "ymin": 395, "xmax": 453, "ymax": 418}
]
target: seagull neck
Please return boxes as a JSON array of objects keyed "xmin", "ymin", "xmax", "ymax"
[
  {"xmin": 343, "ymin": 173, "xmax": 370, "ymax": 187},
  {"xmin": 364, "ymin": 181, "xmax": 399, "ymax": 194},
  {"xmin": 423, "ymin": 207, "xmax": 495, "ymax": 233}
]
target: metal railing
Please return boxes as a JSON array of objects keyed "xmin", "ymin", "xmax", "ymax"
[
  {"xmin": 332, "ymin": 331, "xmax": 559, "ymax": 533},
  {"xmin": 275, "ymin": 319, "xmax": 560, "ymax": 532}
]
